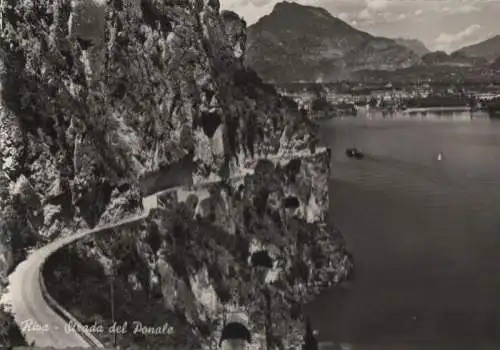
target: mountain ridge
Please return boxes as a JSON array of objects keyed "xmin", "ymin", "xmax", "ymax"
[
  {"xmin": 454, "ymin": 35, "xmax": 500, "ymax": 61},
  {"xmin": 245, "ymin": 1, "xmax": 422, "ymax": 82},
  {"xmin": 393, "ymin": 37, "xmax": 431, "ymax": 57},
  {"xmin": 422, "ymin": 50, "xmax": 488, "ymax": 67}
]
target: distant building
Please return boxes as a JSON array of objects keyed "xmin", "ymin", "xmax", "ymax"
[
  {"xmin": 333, "ymin": 93, "xmax": 353, "ymax": 102},
  {"xmin": 476, "ymin": 93, "xmax": 500, "ymax": 100},
  {"xmin": 371, "ymin": 90, "xmax": 392, "ymax": 100}
]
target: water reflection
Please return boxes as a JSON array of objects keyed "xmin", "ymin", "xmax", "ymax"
[{"xmin": 350, "ymin": 110, "xmax": 489, "ymax": 121}]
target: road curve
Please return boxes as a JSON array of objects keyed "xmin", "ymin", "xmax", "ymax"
[
  {"xmin": 0, "ymin": 149, "xmax": 328, "ymax": 348},
  {"xmin": 1, "ymin": 214, "xmax": 148, "ymax": 348}
]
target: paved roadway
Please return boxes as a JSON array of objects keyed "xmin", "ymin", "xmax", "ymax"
[
  {"xmin": 0, "ymin": 148, "xmax": 326, "ymax": 348},
  {"xmin": 1, "ymin": 214, "xmax": 147, "ymax": 348}
]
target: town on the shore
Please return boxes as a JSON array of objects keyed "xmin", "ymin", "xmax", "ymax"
[{"xmin": 278, "ymin": 81, "xmax": 500, "ymax": 120}]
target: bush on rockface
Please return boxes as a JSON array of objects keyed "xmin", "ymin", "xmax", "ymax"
[
  {"xmin": 44, "ymin": 206, "xmax": 241, "ymax": 348},
  {"xmin": 0, "ymin": 305, "xmax": 27, "ymax": 347},
  {"xmin": 0, "ymin": 174, "xmax": 39, "ymax": 275},
  {"xmin": 44, "ymin": 239, "xmax": 203, "ymax": 349},
  {"xmin": 0, "ymin": 176, "xmax": 29, "ymax": 346},
  {"xmin": 44, "ymin": 185, "xmax": 352, "ymax": 349}
]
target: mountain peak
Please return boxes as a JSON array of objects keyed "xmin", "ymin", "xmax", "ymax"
[
  {"xmin": 274, "ymin": 1, "xmax": 312, "ymax": 10},
  {"xmin": 274, "ymin": 1, "xmax": 297, "ymax": 8},
  {"xmin": 246, "ymin": 2, "xmax": 421, "ymax": 83},
  {"xmin": 272, "ymin": 1, "xmax": 333, "ymax": 18},
  {"xmin": 253, "ymin": 0, "xmax": 357, "ymax": 34}
]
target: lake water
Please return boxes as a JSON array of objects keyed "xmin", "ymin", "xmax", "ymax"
[{"xmin": 306, "ymin": 111, "xmax": 500, "ymax": 349}]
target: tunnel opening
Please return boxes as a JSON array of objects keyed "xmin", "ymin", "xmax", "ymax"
[
  {"xmin": 253, "ymin": 188, "xmax": 269, "ymax": 217},
  {"xmin": 250, "ymin": 250, "xmax": 273, "ymax": 269},
  {"xmin": 77, "ymin": 37, "xmax": 92, "ymax": 50},
  {"xmin": 219, "ymin": 322, "xmax": 251, "ymax": 346},
  {"xmin": 285, "ymin": 158, "xmax": 302, "ymax": 175},
  {"xmin": 200, "ymin": 111, "xmax": 222, "ymax": 138},
  {"xmin": 283, "ymin": 196, "xmax": 300, "ymax": 209},
  {"xmin": 111, "ymin": 81, "xmax": 127, "ymax": 99},
  {"xmin": 139, "ymin": 155, "xmax": 194, "ymax": 197}
]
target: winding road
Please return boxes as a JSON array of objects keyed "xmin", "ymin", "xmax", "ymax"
[
  {"xmin": 0, "ymin": 149, "xmax": 326, "ymax": 348},
  {"xmin": 0, "ymin": 171, "xmax": 250, "ymax": 348},
  {"xmin": 1, "ymin": 214, "xmax": 148, "ymax": 348}
]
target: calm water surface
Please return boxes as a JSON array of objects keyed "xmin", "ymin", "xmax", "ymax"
[{"xmin": 306, "ymin": 112, "xmax": 500, "ymax": 349}]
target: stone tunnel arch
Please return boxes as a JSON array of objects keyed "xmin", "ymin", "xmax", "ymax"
[
  {"xmin": 219, "ymin": 312, "xmax": 251, "ymax": 349},
  {"xmin": 283, "ymin": 195, "xmax": 300, "ymax": 209},
  {"xmin": 250, "ymin": 250, "xmax": 274, "ymax": 269}
]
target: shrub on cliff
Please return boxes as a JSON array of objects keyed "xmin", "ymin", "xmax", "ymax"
[
  {"xmin": 0, "ymin": 173, "xmax": 39, "ymax": 274},
  {"xmin": 0, "ymin": 305, "xmax": 27, "ymax": 347}
]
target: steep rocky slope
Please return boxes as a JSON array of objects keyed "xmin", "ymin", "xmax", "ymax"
[
  {"xmin": 0, "ymin": 0, "xmax": 351, "ymax": 347},
  {"xmin": 46, "ymin": 150, "xmax": 353, "ymax": 349},
  {"xmin": 0, "ymin": 0, "xmax": 316, "ymax": 272},
  {"xmin": 455, "ymin": 35, "xmax": 500, "ymax": 62},
  {"xmin": 246, "ymin": 1, "xmax": 421, "ymax": 82}
]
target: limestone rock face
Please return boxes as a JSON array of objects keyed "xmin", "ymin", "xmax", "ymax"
[
  {"xmin": 45, "ymin": 149, "xmax": 353, "ymax": 349},
  {"xmin": 122, "ymin": 148, "xmax": 353, "ymax": 348},
  {"xmin": 0, "ymin": 0, "xmax": 315, "ymax": 251},
  {"xmin": 0, "ymin": 1, "xmax": 351, "ymax": 348},
  {"xmin": 221, "ymin": 11, "xmax": 247, "ymax": 60}
]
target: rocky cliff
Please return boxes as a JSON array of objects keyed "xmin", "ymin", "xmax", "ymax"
[
  {"xmin": 0, "ymin": 0, "xmax": 316, "ymax": 272},
  {"xmin": 45, "ymin": 149, "xmax": 353, "ymax": 349},
  {"xmin": 246, "ymin": 1, "xmax": 422, "ymax": 83},
  {"xmin": 0, "ymin": 0, "xmax": 351, "ymax": 348}
]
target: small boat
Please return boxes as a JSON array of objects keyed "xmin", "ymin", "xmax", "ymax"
[
  {"xmin": 346, "ymin": 148, "xmax": 364, "ymax": 159},
  {"xmin": 436, "ymin": 152, "xmax": 443, "ymax": 161}
]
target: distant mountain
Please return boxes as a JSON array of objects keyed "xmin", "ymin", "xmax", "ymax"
[
  {"xmin": 455, "ymin": 35, "xmax": 500, "ymax": 62},
  {"xmin": 422, "ymin": 51, "xmax": 449, "ymax": 65},
  {"xmin": 393, "ymin": 38, "xmax": 430, "ymax": 57},
  {"xmin": 351, "ymin": 65, "xmax": 497, "ymax": 84},
  {"xmin": 422, "ymin": 50, "xmax": 487, "ymax": 67},
  {"xmin": 245, "ymin": 1, "xmax": 422, "ymax": 82},
  {"xmin": 491, "ymin": 57, "xmax": 500, "ymax": 70},
  {"xmin": 352, "ymin": 51, "xmax": 495, "ymax": 83}
]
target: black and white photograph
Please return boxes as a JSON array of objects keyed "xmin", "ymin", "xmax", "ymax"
[{"xmin": 0, "ymin": 0, "xmax": 499, "ymax": 349}]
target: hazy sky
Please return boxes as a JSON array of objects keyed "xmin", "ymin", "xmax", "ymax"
[{"xmin": 220, "ymin": 0, "xmax": 500, "ymax": 52}]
